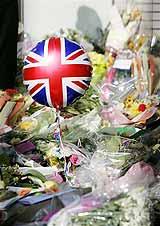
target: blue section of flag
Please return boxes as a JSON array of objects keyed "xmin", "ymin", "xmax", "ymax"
[
  {"xmin": 83, "ymin": 58, "xmax": 90, "ymax": 62},
  {"xmin": 33, "ymin": 87, "xmax": 49, "ymax": 107},
  {"xmin": 67, "ymin": 86, "xmax": 82, "ymax": 105},
  {"xmin": 24, "ymin": 61, "xmax": 29, "ymax": 66},
  {"xmin": 83, "ymin": 80, "xmax": 91, "ymax": 86},
  {"xmin": 25, "ymin": 84, "xmax": 29, "ymax": 90},
  {"xmin": 65, "ymin": 38, "xmax": 81, "ymax": 57},
  {"xmin": 31, "ymin": 40, "xmax": 45, "ymax": 57}
]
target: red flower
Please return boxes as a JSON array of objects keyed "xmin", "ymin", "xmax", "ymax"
[
  {"xmin": 5, "ymin": 89, "xmax": 18, "ymax": 96},
  {"xmin": 138, "ymin": 103, "xmax": 146, "ymax": 112}
]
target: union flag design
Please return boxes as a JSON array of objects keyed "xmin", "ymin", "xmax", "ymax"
[{"xmin": 23, "ymin": 37, "xmax": 92, "ymax": 108}]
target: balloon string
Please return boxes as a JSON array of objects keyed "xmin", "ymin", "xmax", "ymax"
[
  {"xmin": 55, "ymin": 109, "xmax": 68, "ymax": 179},
  {"xmin": 56, "ymin": 110, "xmax": 64, "ymax": 149}
]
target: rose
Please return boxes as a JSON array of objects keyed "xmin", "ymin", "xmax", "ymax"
[{"xmin": 70, "ymin": 154, "xmax": 81, "ymax": 166}]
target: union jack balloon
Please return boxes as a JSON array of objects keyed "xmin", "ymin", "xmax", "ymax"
[{"xmin": 23, "ymin": 37, "xmax": 92, "ymax": 109}]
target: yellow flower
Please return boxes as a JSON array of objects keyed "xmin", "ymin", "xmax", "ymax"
[
  {"xmin": 47, "ymin": 156, "xmax": 59, "ymax": 167},
  {"xmin": 130, "ymin": 8, "xmax": 142, "ymax": 21},
  {"xmin": 128, "ymin": 40, "xmax": 134, "ymax": 51},
  {"xmin": 18, "ymin": 119, "xmax": 37, "ymax": 131},
  {"xmin": 125, "ymin": 101, "xmax": 140, "ymax": 118},
  {"xmin": 44, "ymin": 180, "xmax": 58, "ymax": 193},
  {"xmin": 124, "ymin": 96, "xmax": 134, "ymax": 108}
]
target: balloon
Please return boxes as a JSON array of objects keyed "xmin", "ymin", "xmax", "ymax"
[{"xmin": 23, "ymin": 37, "xmax": 92, "ymax": 109}]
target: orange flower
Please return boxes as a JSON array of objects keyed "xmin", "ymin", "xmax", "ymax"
[{"xmin": 18, "ymin": 188, "xmax": 32, "ymax": 197}]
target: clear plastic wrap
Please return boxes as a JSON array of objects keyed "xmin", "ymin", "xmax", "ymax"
[
  {"xmin": 148, "ymin": 36, "xmax": 160, "ymax": 95},
  {"xmin": 105, "ymin": 2, "xmax": 142, "ymax": 53},
  {"xmin": 47, "ymin": 193, "xmax": 103, "ymax": 226},
  {"xmin": 72, "ymin": 132, "xmax": 156, "ymax": 199},
  {"xmin": 100, "ymin": 47, "xmax": 158, "ymax": 127},
  {"xmin": 75, "ymin": 157, "xmax": 155, "ymax": 197},
  {"xmin": 47, "ymin": 186, "xmax": 154, "ymax": 226},
  {"xmin": 16, "ymin": 107, "xmax": 56, "ymax": 138},
  {"xmin": 23, "ymin": 33, "xmax": 37, "ymax": 57},
  {"xmin": 61, "ymin": 109, "xmax": 102, "ymax": 143}
]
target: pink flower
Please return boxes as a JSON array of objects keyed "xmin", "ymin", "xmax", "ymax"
[
  {"xmin": 52, "ymin": 172, "xmax": 63, "ymax": 184},
  {"xmin": 70, "ymin": 154, "xmax": 81, "ymax": 166}
]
